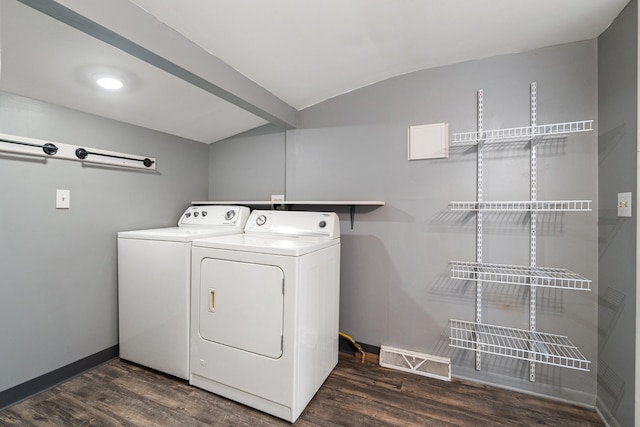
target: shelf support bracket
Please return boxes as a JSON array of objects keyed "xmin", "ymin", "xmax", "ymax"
[
  {"xmin": 475, "ymin": 89, "xmax": 484, "ymax": 372},
  {"xmin": 529, "ymin": 82, "xmax": 538, "ymax": 382},
  {"xmin": 349, "ymin": 205, "xmax": 356, "ymax": 229}
]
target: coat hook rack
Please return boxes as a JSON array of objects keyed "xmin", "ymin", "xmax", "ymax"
[
  {"xmin": 0, "ymin": 137, "xmax": 59, "ymax": 155},
  {"xmin": 0, "ymin": 133, "xmax": 156, "ymax": 171},
  {"xmin": 75, "ymin": 147, "xmax": 154, "ymax": 168}
]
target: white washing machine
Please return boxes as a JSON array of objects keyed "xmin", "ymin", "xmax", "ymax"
[
  {"xmin": 117, "ymin": 205, "xmax": 250, "ymax": 380},
  {"xmin": 190, "ymin": 210, "xmax": 341, "ymax": 422}
]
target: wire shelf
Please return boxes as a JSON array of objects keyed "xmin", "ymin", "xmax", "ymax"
[
  {"xmin": 449, "ymin": 200, "xmax": 592, "ymax": 211},
  {"xmin": 449, "ymin": 320, "xmax": 590, "ymax": 371},
  {"xmin": 449, "ymin": 261, "xmax": 591, "ymax": 290},
  {"xmin": 451, "ymin": 120, "xmax": 594, "ymax": 146}
]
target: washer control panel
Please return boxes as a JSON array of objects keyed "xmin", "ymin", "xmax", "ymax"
[
  {"xmin": 245, "ymin": 210, "xmax": 340, "ymax": 238},
  {"xmin": 179, "ymin": 205, "xmax": 250, "ymax": 227}
]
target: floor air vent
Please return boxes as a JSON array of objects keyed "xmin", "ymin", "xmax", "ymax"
[{"xmin": 379, "ymin": 345, "xmax": 451, "ymax": 381}]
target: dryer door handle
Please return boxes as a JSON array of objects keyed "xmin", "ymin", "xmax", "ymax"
[{"xmin": 209, "ymin": 289, "xmax": 216, "ymax": 312}]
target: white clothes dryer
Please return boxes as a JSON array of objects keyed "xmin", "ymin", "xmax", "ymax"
[
  {"xmin": 190, "ymin": 210, "xmax": 341, "ymax": 422},
  {"xmin": 117, "ymin": 205, "xmax": 250, "ymax": 379}
]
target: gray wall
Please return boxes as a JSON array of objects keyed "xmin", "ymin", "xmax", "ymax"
[
  {"xmin": 597, "ymin": 1, "xmax": 638, "ymax": 425},
  {"xmin": 210, "ymin": 41, "xmax": 599, "ymax": 404},
  {"xmin": 0, "ymin": 91, "xmax": 209, "ymax": 393},
  {"xmin": 209, "ymin": 124, "xmax": 285, "ymax": 200}
]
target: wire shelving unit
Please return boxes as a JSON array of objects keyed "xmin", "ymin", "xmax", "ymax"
[
  {"xmin": 449, "ymin": 261, "xmax": 592, "ymax": 290},
  {"xmin": 448, "ymin": 82, "xmax": 593, "ymax": 382},
  {"xmin": 449, "ymin": 320, "xmax": 590, "ymax": 371},
  {"xmin": 450, "ymin": 120, "xmax": 594, "ymax": 146},
  {"xmin": 449, "ymin": 200, "xmax": 592, "ymax": 211}
]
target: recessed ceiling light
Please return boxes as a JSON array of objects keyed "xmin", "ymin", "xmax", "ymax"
[{"xmin": 96, "ymin": 77, "xmax": 123, "ymax": 90}]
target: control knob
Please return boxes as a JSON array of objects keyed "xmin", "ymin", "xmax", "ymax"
[
  {"xmin": 256, "ymin": 215, "xmax": 267, "ymax": 226},
  {"xmin": 225, "ymin": 210, "xmax": 236, "ymax": 220}
]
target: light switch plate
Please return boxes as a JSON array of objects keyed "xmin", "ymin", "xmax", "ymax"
[
  {"xmin": 56, "ymin": 189, "xmax": 70, "ymax": 209},
  {"xmin": 617, "ymin": 192, "xmax": 631, "ymax": 217}
]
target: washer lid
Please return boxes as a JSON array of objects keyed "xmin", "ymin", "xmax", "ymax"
[
  {"xmin": 117, "ymin": 226, "xmax": 243, "ymax": 242},
  {"xmin": 192, "ymin": 233, "xmax": 339, "ymax": 256}
]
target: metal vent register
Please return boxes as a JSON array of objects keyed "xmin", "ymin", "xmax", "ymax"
[{"xmin": 379, "ymin": 345, "xmax": 451, "ymax": 381}]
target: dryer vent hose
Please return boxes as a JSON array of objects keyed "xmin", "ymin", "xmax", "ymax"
[{"xmin": 339, "ymin": 331, "xmax": 366, "ymax": 362}]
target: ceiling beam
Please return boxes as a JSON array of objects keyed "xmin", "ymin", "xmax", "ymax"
[{"xmin": 17, "ymin": 0, "xmax": 297, "ymax": 130}]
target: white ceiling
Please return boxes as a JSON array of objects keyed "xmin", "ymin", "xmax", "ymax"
[
  {"xmin": 128, "ymin": 0, "xmax": 631, "ymax": 109},
  {"xmin": 0, "ymin": 0, "xmax": 631, "ymax": 144},
  {"xmin": 0, "ymin": 0, "xmax": 268, "ymax": 143}
]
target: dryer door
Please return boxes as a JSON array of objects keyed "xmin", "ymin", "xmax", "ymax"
[{"xmin": 198, "ymin": 258, "xmax": 284, "ymax": 358}]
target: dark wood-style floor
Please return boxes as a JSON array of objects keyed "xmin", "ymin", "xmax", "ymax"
[{"xmin": 0, "ymin": 353, "xmax": 603, "ymax": 426}]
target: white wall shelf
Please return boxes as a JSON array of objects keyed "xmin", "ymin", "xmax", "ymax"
[
  {"xmin": 450, "ymin": 261, "xmax": 592, "ymax": 290},
  {"xmin": 447, "ymin": 82, "xmax": 593, "ymax": 382},
  {"xmin": 191, "ymin": 200, "xmax": 385, "ymax": 229},
  {"xmin": 449, "ymin": 320, "xmax": 590, "ymax": 371}
]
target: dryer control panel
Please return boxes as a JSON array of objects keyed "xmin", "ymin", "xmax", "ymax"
[
  {"xmin": 245, "ymin": 210, "xmax": 340, "ymax": 238},
  {"xmin": 179, "ymin": 206, "xmax": 250, "ymax": 228}
]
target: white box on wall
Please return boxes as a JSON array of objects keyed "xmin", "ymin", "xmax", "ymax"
[{"xmin": 408, "ymin": 122, "xmax": 449, "ymax": 160}]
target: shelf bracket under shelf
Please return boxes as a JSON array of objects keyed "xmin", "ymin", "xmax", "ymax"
[{"xmin": 349, "ymin": 205, "xmax": 356, "ymax": 230}]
